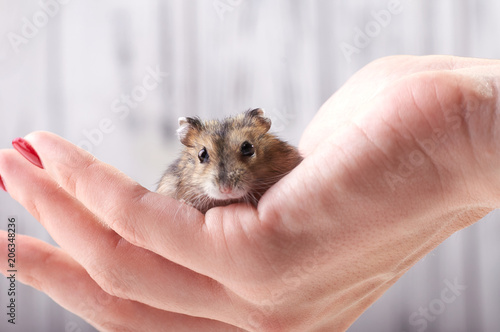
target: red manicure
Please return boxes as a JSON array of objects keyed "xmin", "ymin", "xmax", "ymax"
[
  {"xmin": 0, "ymin": 174, "xmax": 6, "ymax": 192},
  {"xmin": 12, "ymin": 137, "xmax": 44, "ymax": 169}
]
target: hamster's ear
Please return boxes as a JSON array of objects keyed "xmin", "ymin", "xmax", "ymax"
[
  {"xmin": 245, "ymin": 108, "xmax": 271, "ymax": 133},
  {"xmin": 177, "ymin": 116, "xmax": 202, "ymax": 147}
]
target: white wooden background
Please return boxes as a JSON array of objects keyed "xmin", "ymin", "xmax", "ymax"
[{"xmin": 1, "ymin": 0, "xmax": 500, "ymax": 331}]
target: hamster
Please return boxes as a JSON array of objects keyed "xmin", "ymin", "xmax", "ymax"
[{"xmin": 157, "ymin": 108, "xmax": 303, "ymax": 214}]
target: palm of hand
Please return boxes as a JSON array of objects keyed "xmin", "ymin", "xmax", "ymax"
[
  {"xmin": 248, "ymin": 55, "xmax": 500, "ymax": 330},
  {"xmin": 1, "ymin": 55, "xmax": 499, "ymax": 332}
]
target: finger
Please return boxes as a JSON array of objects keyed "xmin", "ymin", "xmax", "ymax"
[
  {"xmin": 0, "ymin": 231, "xmax": 244, "ymax": 332},
  {"xmin": 0, "ymin": 150, "xmax": 251, "ymax": 328},
  {"xmin": 16, "ymin": 132, "xmax": 275, "ymax": 285},
  {"xmin": 20, "ymin": 132, "xmax": 208, "ymax": 261}
]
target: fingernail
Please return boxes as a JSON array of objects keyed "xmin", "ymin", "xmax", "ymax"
[
  {"xmin": 12, "ymin": 137, "xmax": 44, "ymax": 169},
  {"xmin": 0, "ymin": 174, "xmax": 6, "ymax": 192}
]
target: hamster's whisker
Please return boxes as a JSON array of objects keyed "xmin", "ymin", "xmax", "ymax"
[{"xmin": 244, "ymin": 192, "xmax": 259, "ymax": 207}]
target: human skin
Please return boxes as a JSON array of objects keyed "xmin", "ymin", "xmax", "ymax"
[{"xmin": 1, "ymin": 55, "xmax": 499, "ymax": 331}]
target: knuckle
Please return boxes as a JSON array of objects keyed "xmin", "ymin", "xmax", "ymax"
[
  {"xmin": 76, "ymin": 290, "xmax": 120, "ymax": 323},
  {"xmin": 28, "ymin": 178, "xmax": 65, "ymax": 222},
  {"xmin": 90, "ymin": 263, "xmax": 130, "ymax": 299},
  {"xmin": 65, "ymin": 154, "xmax": 97, "ymax": 196},
  {"xmin": 86, "ymin": 238, "xmax": 140, "ymax": 300},
  {"xmin": 103, "ymin": 187, "xmax": 148, "ymax": 247}
]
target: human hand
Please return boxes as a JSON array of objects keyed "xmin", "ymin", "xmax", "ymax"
[{"xmin": 1, "ymin": 55, "xmax": 499, "ymax": 331}]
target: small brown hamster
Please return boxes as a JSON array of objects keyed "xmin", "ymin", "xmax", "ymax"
[{"xmin": 157, "ymin": 108, "xmax": 303, "ymax": 214}]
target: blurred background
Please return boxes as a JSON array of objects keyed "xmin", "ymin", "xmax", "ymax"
[{"xmin": 1, "ymin": 0, "xmax": 500, "ymax": 331}]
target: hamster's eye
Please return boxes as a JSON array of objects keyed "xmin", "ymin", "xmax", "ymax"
[
  {"xmin": 240, "ymin": 141, "xmax": 255, "ymax": 157},
  {"xmin": 198, "ymin": 147, "xmax": 209, "ymax": 163}
]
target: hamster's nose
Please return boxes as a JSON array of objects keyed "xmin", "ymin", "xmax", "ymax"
[{"xmin": 219, "ymin": 185, "xmax": 232, "ymax": 194}]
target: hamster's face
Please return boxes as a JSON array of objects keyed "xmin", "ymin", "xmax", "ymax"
[
  {"xmin": 178, "ymin": 109, "xmax": 272, "ymax": 202},
  {"xmin": 189, "ymin": 125, "xmax": 264, "ymax": 201}
]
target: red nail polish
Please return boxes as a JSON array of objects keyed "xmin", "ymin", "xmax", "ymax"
[
  {"xmin": 12, "ymin": 137, "xmax": 44, "ymax": 169},
  {"xmin": 0, "ymin": 174, "xmax": 6, "ymax": 192}
]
